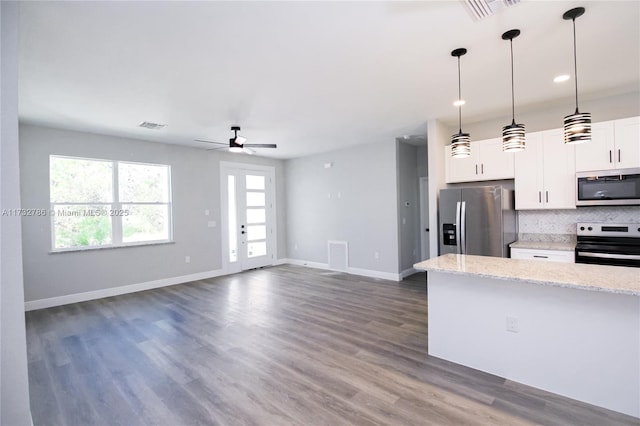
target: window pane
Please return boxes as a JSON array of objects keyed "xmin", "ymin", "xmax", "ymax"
[
  {"xmin": 119, "ymin": 162, "xmax": 170, "ymax": 202},
  {"xmin": 122, "ymin": 204, "xmax": 170, "ymax": 243},
  {"xmin": 246, "ymin": 175, "xmax": 265, "ymax": 190},
  {"xmin": 246, "ymin": 192, "xmax": 265, "ymax": 207},
  {"xmin": 247, "ymin": 225, "xmax": 266, "ymax": 241},
  {"xmin": 50, "ymin": 157, "xmax": 113, "ymax": 203},
  {"xmin": 247, "ymin": 241, "xmax": 267, "ymax": 258},
  {"xmin": 53, "ymin": 205, "xmax": 112, "ymax": 249},
  {"xmin": 246, "ymin": 208, "xmax": 265, "ymax": 224},
  {"xmin": 228, "ymin": 176, "xmax": 237, "ymax": 262}
]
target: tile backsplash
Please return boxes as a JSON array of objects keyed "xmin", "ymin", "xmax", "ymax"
[{"xmin": 517, "ymin": 207, "xmax": 640, "ymax": 235}]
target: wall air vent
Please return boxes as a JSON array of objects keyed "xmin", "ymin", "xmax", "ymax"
[
  {"xmin": 462, "ymin": 0, "xmax": 521, "ymax": 21},
  {"xmin": 138, "ymin": 121, "xmax": 167, "ymax": 130}
]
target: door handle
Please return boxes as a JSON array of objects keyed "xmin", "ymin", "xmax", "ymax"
[
  {"xmin": 609, "ymin": 150, "xmax": 613, "ymax": 163},
  {"xmin": 475, "ymin": 164, "xmax": 478, "ymax": 175},
  {"xmin": 538, "ymin": 191, "xmax": 542, "ymax": 203},
  {"xmin": 546, "ymin": 191, "xmax": 549, "ymax": 203},
  {"xmin": 425, "ymin": 228, "xmax": 430, "ymax": 232},
  {"xmin": 481, "ymin": 164, "xmax": 484, "ymax": 174},
  {"xmin": 241, "ymin": 231, "xmax": 246, "ymax": 235},
  {"xmin": 618, "ymin": 149, "xmax": 621, "ymax": 163}
]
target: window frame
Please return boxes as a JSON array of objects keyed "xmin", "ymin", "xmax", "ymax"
[{"xmin": 49, "ymin": 155, "xmax": 173, "ymax": 252}]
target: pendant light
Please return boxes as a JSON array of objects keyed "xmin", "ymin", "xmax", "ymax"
[
  {"xmin": 563, "ymin": 7, "xmax": 591, "ymax": 144},
  {"xmin": 501, "ymin": 29, "xmax": 525, "ymax": 152},
  {"xmin": 451, "ymin": 48, "xmax": 471, "ymax": 158}
]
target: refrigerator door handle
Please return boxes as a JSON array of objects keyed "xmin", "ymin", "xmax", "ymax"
[
  {"xmin": 455, "ymin": 201, "xmax": 462, "ymax": 254},
  {"xmin": 460, "ymin": 201, "xmax": 467, "ymax": 255}
]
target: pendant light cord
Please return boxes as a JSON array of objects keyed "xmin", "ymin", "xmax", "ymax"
[
  {"xmin": 457, "ymin": 56, "xmax": 462, "ymax": 133},
  {"xmin": 510, "ymin": 38, "xmax": 515, "ymax": 124},
  {"xmin": 572, "ymin": 17, "xmax": 579, "ymax": 113}
]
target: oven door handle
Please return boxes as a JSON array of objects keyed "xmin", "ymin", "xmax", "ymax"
[{"xmin": 577, "ymin": 251, "xmax": 640, "ymax": 261}]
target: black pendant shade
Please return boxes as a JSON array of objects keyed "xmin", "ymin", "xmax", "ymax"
[
  {"xmin": 502, "ymin": 29, "xmax": 525, "ymax": 152},
  {"xmin": 563, "ymin": 7, "xmax": 591, "ymax": 144},
  {"xmin": 451, "ymin": 48, "xmax": 471, "ymax": 158}
]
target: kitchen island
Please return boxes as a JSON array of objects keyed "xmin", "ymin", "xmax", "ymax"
[{"xmin": 414, "ymin": 254, "xmax": 640, "ymax": 418}]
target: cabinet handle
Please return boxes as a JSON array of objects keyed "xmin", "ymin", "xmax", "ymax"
[
  {"xmin": 618, "ymin": 149, "xmax": 621, "ymax": 163},
  {"xmin": 546, "ymin": 191, "xmax": 549, "ymax": 203},
  {"xmin": 538, "ymin": 191, "xmax": 542, "ymax": 203},
  {"xmin": 609, "ymin": 150, "xmax": 613, "ymax": 163},
  {"xmin": 533, "ymin": 255, "xmax": 549, "ymax": 259},
  {"xmin": 475, "ymin": 164, "xmax": 478, "ymax": 175},
  {"xmin": 481, "ymin": 163, "xmax": 484, "ymax": 174}
]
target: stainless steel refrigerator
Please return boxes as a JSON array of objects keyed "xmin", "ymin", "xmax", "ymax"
[{"xmin": 439, "ymin": 186, "xmax": 517, "ymax": 257}]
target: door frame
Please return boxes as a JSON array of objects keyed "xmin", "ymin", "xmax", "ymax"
[
  {"xmin": 419, "ymin": 177, "xmax": 431, "ymax": 260},
  {"xmin": 220, "ymin": 161, "xmax": 277, "ymax": 273}
]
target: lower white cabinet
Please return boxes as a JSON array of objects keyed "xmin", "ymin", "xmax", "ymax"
[{"xmin": 511, "ymin": 248, "xmax": 575, "ymax": 263}]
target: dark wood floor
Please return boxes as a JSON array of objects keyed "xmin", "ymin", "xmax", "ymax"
[{"xmin": 26, "ymin": 265, "xmax": 639, "ymax": 425}]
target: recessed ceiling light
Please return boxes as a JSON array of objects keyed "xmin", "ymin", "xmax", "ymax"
[
  {"xmin": 553, "ymin": 75, "xmax": 570, "ymax": 83},
  {"xmin": 453, "ymin": 99, "xmax": 466, "ymax": 106},
  {"xmin": 139, "ymin": 121, "xmax": 167, "ymax": 130}
]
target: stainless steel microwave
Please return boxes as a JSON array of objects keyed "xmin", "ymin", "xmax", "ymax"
[{"xmin": 576, "ymin": 168, "xmax": 640, "ymax": 206}]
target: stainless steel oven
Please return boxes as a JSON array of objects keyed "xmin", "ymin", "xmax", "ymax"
[{"xmin": 575, "ymin": 223, "xmax": 640, "ymax": 268}]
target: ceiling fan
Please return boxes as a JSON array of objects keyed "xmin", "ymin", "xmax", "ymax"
[{"xmin": 196, "ymin": 126, "xmax": 277, "ymax": 154}]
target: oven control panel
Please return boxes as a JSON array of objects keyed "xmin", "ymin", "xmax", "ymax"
[{"xmin": 577, "ymin": 222, "xmax": 640, "ymax": 238}]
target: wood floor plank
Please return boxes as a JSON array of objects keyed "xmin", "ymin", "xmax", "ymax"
[{"xmin": 25, "ymin": 265, "xmax": 640, "ymax": 425}]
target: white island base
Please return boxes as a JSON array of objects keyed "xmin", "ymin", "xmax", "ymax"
[{"xmin": 417, "ymin": 256, "xmax": 639, "ymax": 418}]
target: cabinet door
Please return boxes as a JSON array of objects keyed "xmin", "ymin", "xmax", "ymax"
[
  {"xmin": 511, "ymin": 248, "xmax": 574, "ymax": 263},
  {"xmin": 542, "ymin": 129, "xmax": 576, "ymax": 209},
  {"xmin": 575, "ymin": 120, "xmax": 615, "ymax": 172},
  {"xmin": 445, "ymin": 144, "xmax": 479, "ymax": 183},
  {"xmin": 514, "ymin": 132, "xmax": 544, "ymax": 209},
  {"xmin": 614, "ymin": 116, "xmax": 640, "ymax": 169},
  {"xmin": 478, "ymin": 138, "xmax": 515, "ymax": 180}
]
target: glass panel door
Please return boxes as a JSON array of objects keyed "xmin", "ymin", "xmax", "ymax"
[{"xmin": 222, "ymin": 165, "xmax": 275, "ymax": 271}]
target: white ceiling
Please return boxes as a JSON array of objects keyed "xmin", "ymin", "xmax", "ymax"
[{"xmin": 18, "ymin": 1, "xmax": 640, "ymax": 159}]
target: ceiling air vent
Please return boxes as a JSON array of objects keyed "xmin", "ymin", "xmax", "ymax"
[
  {"xmin": 138, "ymin": 121, "xmax": 167, "ymax": 130},
  {"xmin": 462, "ymin": 0, "xmax": 521, "ymax": 21}
]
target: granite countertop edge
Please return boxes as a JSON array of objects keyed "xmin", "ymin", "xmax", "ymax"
[{"xmin": 414, "ymin": 255, "xmax": 640, "ymax": 297}]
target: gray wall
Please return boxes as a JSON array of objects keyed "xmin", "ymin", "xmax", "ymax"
[
  {"xmin": 19, "ymin": 124, "xmax": 286, "ymax": 302},
  {"xmin": 1, "ymin": 1, "xmax": 32, "ymax": 423},
  {"xmin": 285, "ymin": 141, "xmax": 399, "ymax": 274},
  {"xmin": 396, "ymin": 141, "xmax": 420, "ymax": 272}
]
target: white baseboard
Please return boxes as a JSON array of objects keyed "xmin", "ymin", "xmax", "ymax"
[
  {"xmin": 25, "ymin": 259, "xmax": 404, "ymax": 311},
  {"xmin": 400, "ymin": 267, "xmax": 419, "ymax": 279},
  {"xmin": 282, "ymin": 258, "xmax": 401, "ymax": 281},
  {"xmin": 24, "ymin": 268, "xmax": 226, "ymax": 311}
]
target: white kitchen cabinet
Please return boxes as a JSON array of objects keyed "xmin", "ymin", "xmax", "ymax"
[
  {"xmin": 514, "ymin": 129, "xmax": 576, "ymax": 210},
  {"xmin": 511, "ymin": 248, "xmax": 574, "ymax": 263},
  {"xmin": 445, "ymin": 138, "xmax": 514, "ymax": 183},
  {"xmin": 575, "ymin": 116, "xmax": 640, "ymax": 172}
]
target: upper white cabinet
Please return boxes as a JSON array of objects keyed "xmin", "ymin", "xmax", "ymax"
[
  {"xmin": 514, "ymin": 129, "xmax": 576, "ymax": 210},
  {"xmin": 575, "ymin": 116, "xmax": 640, "ymax": 172},
  {"xmin": 445, "ymin": 138, "xmax": 514, "ymax": 183}
]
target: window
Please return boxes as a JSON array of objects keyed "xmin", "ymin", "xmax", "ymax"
[{"xmin": 50, "ymin": 155, "xmax": 172, "ymax": 250}]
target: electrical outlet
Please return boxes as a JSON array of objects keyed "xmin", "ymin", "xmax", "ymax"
[
  {"xmin": 506, "ymin": 316, "xmax": 519, "ymax": 333},
  {"xmin": 374, "ymin": 251, "xmax": 380, "ymax": 260},
  {"xmin": 185, "ymin": 256, "xmax": 191, "ymax": 264}
]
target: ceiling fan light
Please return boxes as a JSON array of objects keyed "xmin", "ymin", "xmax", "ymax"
[
  {"xmin": 229, "ymin": 146, "xmax": 243, "ymax": 153},
  {"xmin": 502, "ymin": 122, "xmax": 525, "ymax": 152},
  {"xmin": 451, "ymin": 132, "xmax": 471, "ymax": 158},
  {"xmin": 564, "ymin": 112, "xmax": 591, "ymax": 144}
]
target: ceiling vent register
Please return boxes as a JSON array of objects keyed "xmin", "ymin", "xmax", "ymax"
[{"xmin": 463, "ymin": 0, "xmax": 522, "ymax": 21}]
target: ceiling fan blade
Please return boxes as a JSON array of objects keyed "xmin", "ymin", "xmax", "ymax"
[
  {"xmin": 242, "ymin": 147, "xmax": 255, "ymax": 155},
  {"xmin": 195, "ymin": 139, "xmax": 226, "ymax": 145},
  {"xmin": 206, "ymin": 146, "xmax": 230, "ymax": 151},
  {"xmin": 243, "ymin": 144, "xmax": 277, "ymax": 148}
]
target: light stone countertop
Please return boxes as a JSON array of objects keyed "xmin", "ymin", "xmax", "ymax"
[
  {"xmin": 414, "ymin": 254, "xmax": 640, "ymax": 296},
  {"xmin": 509, "ymin": 240, "xmax": 576, "ymax": 251}
]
